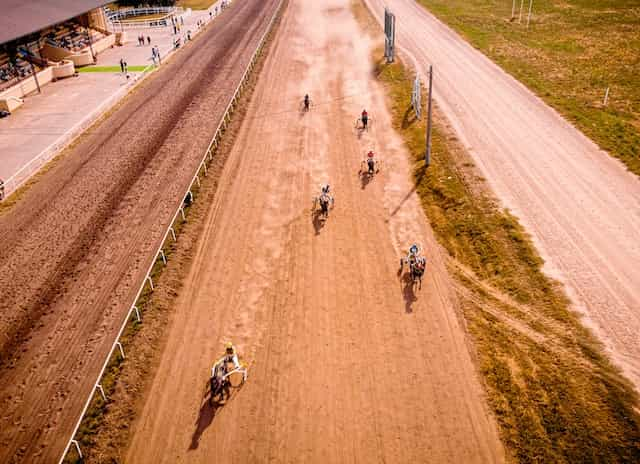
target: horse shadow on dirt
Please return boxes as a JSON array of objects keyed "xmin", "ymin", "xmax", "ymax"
[
  {"xmin": 312, "ymin": 209, "xmax": 327, "ymax": 235},
  {"xmin": 189, "ymin": 380, "xmax": 242, "ymax": 450},
  {"xmin": 189, "ymin": 398, "xmax": 220, "ymax": 450},
  {"xmin": 399, "ymin": 267, "xmax": 418, "ymax": 313},
  {"xmin": 359, "ymin": 171, "xmax": 373, "ymax": 190}
]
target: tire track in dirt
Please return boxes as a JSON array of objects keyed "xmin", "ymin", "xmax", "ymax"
[{"xmin": 0, "ymin": 1, "xmax": 280, "ymax": 462}]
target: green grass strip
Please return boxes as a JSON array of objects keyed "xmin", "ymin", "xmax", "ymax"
[{"xmin": 77, "ymin": 65, "xmax": 149, "ymax": 73}]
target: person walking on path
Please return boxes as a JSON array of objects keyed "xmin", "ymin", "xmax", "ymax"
[{"xmin": 119, "ymin": 58, "xmax": 125, "ymax": 73}]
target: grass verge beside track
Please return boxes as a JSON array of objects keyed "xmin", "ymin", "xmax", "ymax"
[
  {"xmin": 374, "ymin": 53, "xmax": 640, "ymax": 463},
  {"xmin": 77, "ymin": 66, "xmax": 149, "ymax": 73},
  {"xmin": 416, "ymin": 0, "xmax": 640, "ymax": 176},
  {"xmin": 177, "ymin": 0, "xmax": 218, "ymax": 10}
]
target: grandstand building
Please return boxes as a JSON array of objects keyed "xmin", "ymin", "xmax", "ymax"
[{"xmin": 0, "ymin": 1, "xmax": 118, "ymax": 113}]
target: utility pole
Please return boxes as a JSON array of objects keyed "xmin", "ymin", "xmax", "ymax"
[
  {"xmin": 19, "ymin": 47, "xmax": 40, "ymax": 94},
  {"xmin": 29, "ymin": 60, "xmax": 41, "ymax": 93},
  {"xmin": 86, "ymin": 26, "xmax": 96, "ymax": 63},
  {"xmin": 425, "ymin": 65, "xmax": 433, "ymax": 166}
]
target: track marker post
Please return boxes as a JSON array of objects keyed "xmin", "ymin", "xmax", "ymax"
[
  {"xmin": 384, "ymin": 8, "xmax": 396, "ymax": 63},
  {"xmin": 96, "ymin": 384, "xmax": 107, "ymax": 401},
  {"xmin": 71, "ymin": 440, "xmax": 82, "ymax": 459},
  {"xmin": 116, "ymin": 342, "xmax": 125, "ymax": 359},
  {"xmin": 412, "ymin": 75, "xmax": 422, "ymax": 119}
]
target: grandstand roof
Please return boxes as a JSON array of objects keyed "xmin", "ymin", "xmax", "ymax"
[{"xmin": 0, "ymin": 0, "xmax": 109, "ymax": 45}]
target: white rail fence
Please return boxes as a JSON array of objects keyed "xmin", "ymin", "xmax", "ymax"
[
  {"xmin": 106, "ymin": 6, "xmax": 182, "ymax": 30},
  {"xmin": 105, "ymin": 6, "xmax": 183, "ymax": 20},
  {"xmin": 58, "ymin": 0, "xmax": 283, "ymax": 461}
]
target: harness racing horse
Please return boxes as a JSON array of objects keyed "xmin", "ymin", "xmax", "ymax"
[
  {"xmin": 318, "ymin": 193, "xmax": 331, "ymax": 218},
  {"xmin": 409, "ymin": 258, "xmax": 425, "ymax": 289},
  {"xmin": 400, "ymin": 245, "xmax": 426, "ymax": 289},
  {"xmin": 210, "ymin": 364, "xmax": 230, "ymax": 405}
]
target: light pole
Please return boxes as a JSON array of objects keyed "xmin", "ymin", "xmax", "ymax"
[{"xmin": 425, "ymin": 65, "xmax": 433, "ymax": 166}]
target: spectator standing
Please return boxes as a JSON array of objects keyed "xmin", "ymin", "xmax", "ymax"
[
  {"xmin": 119, "ymin": 57, "xmax": 125, "ymax": 73},
  {"xmin": 147, "ymin": 36, "xmax": 151, "ymax": 45},
  {"xmin": 0, "ymin": 178, "xmax": 5, "ymax": 201},
  {"xmin": 180, "ymin": 16, "xmax": 184, "ymax": 26},
  {"xmin": 173, "ymin": 24, "xmax": 177, "ymax": 34}
]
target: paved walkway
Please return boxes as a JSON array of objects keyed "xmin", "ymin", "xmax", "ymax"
[{"xmin": 0, "ymin": 1, "xmax": 226, "ymax": 195}]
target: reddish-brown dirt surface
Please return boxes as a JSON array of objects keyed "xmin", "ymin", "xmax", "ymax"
[
  {"xmin": 125, "ymin": 0, "xmax": 505, "ymax": 462},
  {"xmin": 0, "ymin": 0, "xmax": 279, "ymax": 462}
]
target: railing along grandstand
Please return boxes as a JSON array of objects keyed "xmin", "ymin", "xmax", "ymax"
[
  {"xmin": 58, "ymin": 0, "xmax": 283, "ymax": 460},
  {"xmin": 106, "ymin": 6, "xmax": 189, "ymax": 30}
]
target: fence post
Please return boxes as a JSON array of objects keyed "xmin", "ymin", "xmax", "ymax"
[
  {"xmin": 170, "ymin": 227, "xmax": 176, "ymax": 241},
  {"xmin": 159, "ymin": 249, "xmax": 167, "ymax": 265},
  {"xmin": 133, "ymin": 306, "xmax": 141, "ymax": 322},
  {"xmin": 116, "ymin": 342, "xmax": 125, "ymax": 359},
  {"xmin": 71, "ymin": 440, "xmax": 83, "ymax": 459},
  {"xmin": 180, "ymin": 207, "xmax": 186, "ymax": 221},
  {"xmin": 96, "ymin": 384, "xmax": 107, "ymax": 401},
  {"xmin": 146, "ymin": 275, "xmax": 154, "ymax": 290}
]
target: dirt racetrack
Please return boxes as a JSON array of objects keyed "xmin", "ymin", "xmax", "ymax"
[
  {"xmin": 365, "ymin": 0, "xmax": 640, "ymax": 388},
  {"xmin": 125, "ymin": 1, "xmax": 504, "ymax": 462},
  {"xmin": 0, "ymin": 0, "xmax": 279, "ymax": 461}
]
